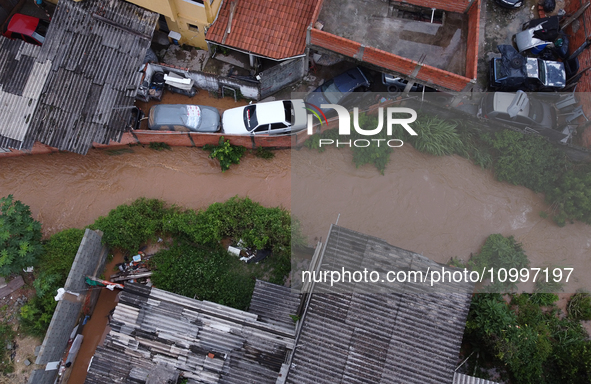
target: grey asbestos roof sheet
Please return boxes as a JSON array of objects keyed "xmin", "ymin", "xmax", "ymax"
[
  {"xmin": 85, "ymin": 283, "xmax": 295, "ymax": 384},
  {"xmin": 0, "ymin": 0, "xmax": 157, "ymax": 154},
  {"xmin": 453, "ymin": 372, "xmax": 501, "ymax": 384},
  {"xmin": 286, "ymin": 225, "xmax": 475, "ymax": 384},
  {"xmin": 248, "ymin": 279, "xmax": 301, "ymax": 329}
]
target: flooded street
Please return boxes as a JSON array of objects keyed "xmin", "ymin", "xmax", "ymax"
[
  {"xmin": 0, "ymin": 143, "xmax": 589, "ymax": 292},
  {"xmin": 0, "ymin": 146, "xmax": 290, "ymax": 236},
  {"xmin": 292, "ymin": 146, "xmax": 591, "ymax": 292}
]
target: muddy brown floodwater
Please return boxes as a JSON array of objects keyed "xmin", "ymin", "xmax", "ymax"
[
  {"xmin": 292, "ymin": 146, "xmax": 591, "ymax": 293},
  {"xmin": 0, "ymin": 142, "xmax": 589, "ymax": 293},
  {"xmin": 0, "ymin": 146, "xmax": 291, "ymax": 235}
]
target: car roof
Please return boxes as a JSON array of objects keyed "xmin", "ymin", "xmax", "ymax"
[
  {"xmin": 493, "ymin": 92, "xmax": 530, "ymax": 117},
  {"xmin": 7, "ymin": 14, "xmax": 40, "ymax": 35},
  {"xmin": 333, "ymin": 68, "xmax": 366, "ymax": 92},
  {"xmin": 255, "ymin": 100, "xmax": 289, "ymax": 125},
  {"xmin": 152, "ymin": 104, "xmax": 201, "ymax": 129}
]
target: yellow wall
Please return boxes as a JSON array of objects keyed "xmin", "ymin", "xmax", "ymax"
[{"xmin": 128, "ymin": 0, "xmax": 222, "ymax": 50}]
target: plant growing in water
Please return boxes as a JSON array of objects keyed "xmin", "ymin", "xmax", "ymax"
[{"xmin": 203, "ymin": 136, "xmax": 246, "ymax": 172}]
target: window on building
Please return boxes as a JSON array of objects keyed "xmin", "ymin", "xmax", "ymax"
[{"xmin": 188, "ymin": 24, "xmax": 199, "ymax": 32}]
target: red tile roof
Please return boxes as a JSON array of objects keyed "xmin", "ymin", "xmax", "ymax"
[{"xmin": 206, "ymin": 0, "xmax": 320, "ymax": 60}]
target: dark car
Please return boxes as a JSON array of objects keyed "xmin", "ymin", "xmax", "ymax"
[
  {"xmin": 3, "ymin": 14, "xmax": 49, "ymax": 46},
  {"xmin": 305, "ymin": 67, "xmax": 371, "ymax": 115},
  {"xmin": 489, "ymin": 45, "xmax": 566, "ymax": 92},
  {"xmin": 478, "ymin": 91, "xmax": 556, "ymax": 130},
  {"xmin": 494, "ymin": 0, "xmax": 523, "ymax": 8}
]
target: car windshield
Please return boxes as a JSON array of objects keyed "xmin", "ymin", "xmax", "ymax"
[
  {"xmin": 320, "ymin": 80, "xmax": 343, "ymax": 104},
  {"xmin": 537, "ymin": 59, "xmax": 546, "ymax": 84},
  {"xmin": 283, "ymin": 101, "xmax": 293, "ymax": 124},
  {"xmin": 243, "ymin": 105, "xmax": 258, "ymax": 131},
  {"xmin": 528, "ymin": 99, "xmax": 544, "ymax": 123},
  {"xmin": 494, "ymin": 60, "xmax": 505, "ymax": 80}
]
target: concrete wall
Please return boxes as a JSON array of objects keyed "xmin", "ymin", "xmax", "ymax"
[
  {"xmin": 147, "ymin": 63, "xmax": 260, "ymax": 99},
  {"xmin": 309, "ymin": 29, "xmax": 474, "ymax": 91},
  {"xmin": 126, "ymin": 0, "xmax": 222, "ymax": 49},
  {"xmin": 465, "ymin": 0, "xmax": 480, "ymax": 80},
  {"xmin": 259, "ymin": 57, "xmax": 306, "ymax": 99},
  {"xmin": 30, "ymin": 229, "xmax": 109, "ymax": 384},
  {"xmin": 395, "ymin": 0, "xmax": 473, "ymax": 13}
]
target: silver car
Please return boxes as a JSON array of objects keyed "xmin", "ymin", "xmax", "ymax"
[
  {"xmin": 478, "ymin": 91, "xmax": 556, "ymax": 130},
  {"xmin": 148, "ymin": 104, "xmax": 221, "ymax": 132}
]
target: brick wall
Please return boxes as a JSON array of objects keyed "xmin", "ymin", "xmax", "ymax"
[
  {"xmin": 362, "ymin": 47, "xmax": 417, "ymax": 76},
  {"xmin": 310, "ymin": 29, "xmax": 473, "ymax": 91},
  {"xmin": 310, "ymin": 29, "xmax": 362, "ymax": 58},
  {"xmin": 465, "ymin": 0, "xmax": 480, "ymax": 79},
  {"xmin": 399, "ymin": 0, "xmax": 473, "ymax": 13},
  {"xmin": 565, "ymin": 0, "xmax": 591, "ymax": 92}
]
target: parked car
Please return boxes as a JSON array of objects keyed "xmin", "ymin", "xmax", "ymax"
[
  {"xmin": 478, "ymin": 91, "xmax": 556, "ymax": 130},
  {"xmin": 382, "ymin": 73, "xmax": 438, "ymax": 95},
  {"xmin": 148, "ymin": 104, "xmax": 220, "ymax": 132},
  {"xmin": 493, "ymin": 0, "xmax": 524, "ymax": 9},
  {"xmin": 222, "ymin": 99, "xmax": 306, "ymax": 135},
  {"xmin": 305, "ymin": 67, "xmax": 371, "ymax": 114},
  {"xmin": 3, "ymin": 14, "xmax": 49, "ymax": 46},
  {"xmin": 489, "ymin": 45, "xmax": 566, "ymax": 92}
]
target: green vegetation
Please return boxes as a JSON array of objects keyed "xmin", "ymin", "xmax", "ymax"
[
  {"xmin": 20, "ymin": 228, "xmax": 85, "ymax": 336},
  {"xmin": 149, "ymin": 142, "xmax": 172, "ymax": 151},
  {"xmin": 254, "ymin": 147, "xmax": 275, "ymax": 159},
  {"xmin": 465, "ymin": 293, "xmax": 591, "ymax": 384},
  {"xmin": 150, "ymin": 245, "xmax": 255, "ymax": 310},
  {"xmin": 0, "ymin": 195, "xmax": 43, "ymax": 277},
  {"xmin": 91, "ymin": 198, "xmax": 168, "ymax": 254},
  {"xmin": 0, "ymin": 316, "xmax": 14, "ymax": 374},
  {"xmin": 466, "ymin": 234, "xmax": 529, "ymax": 292},
  {"xmin": 161, "ymin": 197, "xmax": 296, "ymax": 285},
  {"xmin": 408, "ymin": 115, "xmax": 464, "ymax": 156},
  {"xmin": 482, "ymin": 130, "xmax": 566, "ymax": 193},
  {"xmin": 567, "ymin": 292, "xmax": 591, "ymax": 321},
  {"xmin": 203, "ymin": 136, "xmax": 246, "ymax": 172}
]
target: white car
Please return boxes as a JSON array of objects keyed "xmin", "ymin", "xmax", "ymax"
[{"xmin": 222, "ymin": 99, "xmax": 307, "ymax": 135}]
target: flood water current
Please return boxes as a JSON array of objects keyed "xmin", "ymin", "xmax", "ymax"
[{"xmin": 0, "ymin": 143, "xmax": 589, "ymax": 293}]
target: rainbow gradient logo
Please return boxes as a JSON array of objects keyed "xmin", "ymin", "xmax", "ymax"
[{"xmin": 305, "ymin": 102, "xmax": 328, "ymax": 128}]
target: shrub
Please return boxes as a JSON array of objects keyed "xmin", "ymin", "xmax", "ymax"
[
  {"xmin": 567, "ymin": 292, "xmax": 591, "ymax": 321},
  {"xmin": 483, "ymin": 130, "xmax": 566, "ymax": 193},
  {"xmin": 162, "ymin": 197, "xmax": 296, "ymax": 284},
  {"xmin": 254, "ymin": 147, "xmax": 275, "ymax": 159},
  {"xmin": 0, "ymin": 195, "xmax": 43, "ymax": 276},
  {"xmin": 150, "ymin": 244, "xmax": 255, "ymax": 310},
  {"xmin": 467, "ymin": 234, "xmax": 529, "ymax": 292},
  {"xmin": 546, "ymin": 167, "xmax": 591, "ymax": 225},
  {"xmin": 408, "ymin": 115, "xmax": 464, "ymax": 156},
  {"xmin": 149, "ymin": 142, "xmax": 171, "ymax": 151},
  {"xmin": 91, "ymin": 198, "xmax": 169, "ymax": 254},
  {"xmin": 203, "ymin": 136, "xmax": 246, "ymax": 172}
]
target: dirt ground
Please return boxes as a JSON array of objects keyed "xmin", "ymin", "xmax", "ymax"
[{"xmin": 0, "ymin": 280, "xmax": 42, "ymax": 384}]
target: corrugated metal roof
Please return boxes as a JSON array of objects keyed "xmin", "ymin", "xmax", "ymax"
[
  {"xmin": 0, "ymin": 0, "xmax": 158, "ymax": 154},
  {"xmin": 286, "ymin": 225, "xmax": 475, "ymax": 384},
  {"xmin": 0, "ymin": 37, "xmax": 48, "ymax": 149},
  {"xmin": 85, "ymin": 283, "xmax": 296, "ymax": 384},
  {"xmin": 453, "ymin": 372, "xmax": 501, "ymax": 384},
  {"xmin": 248, "ymin": 279, "xmax": 301, "ymax": 329}
]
